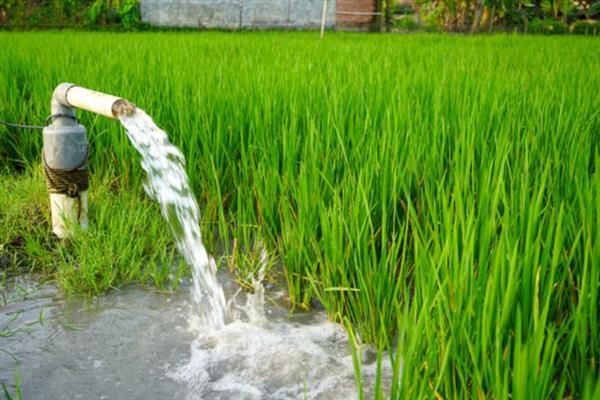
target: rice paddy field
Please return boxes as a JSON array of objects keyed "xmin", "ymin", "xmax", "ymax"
[{"xmin": 1, "ymin": 32, "xmax": 599, "ymax": 398}]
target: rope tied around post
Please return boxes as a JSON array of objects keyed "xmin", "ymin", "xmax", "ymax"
[{"xmin": 42, "ymin": 149, "xmax": 89, "ymax": 198}]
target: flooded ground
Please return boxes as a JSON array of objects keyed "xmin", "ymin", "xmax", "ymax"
[{"xmin": 1, "ymin": 271, "xmax": 391, "ymax": 399}]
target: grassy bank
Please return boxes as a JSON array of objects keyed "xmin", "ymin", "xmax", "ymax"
[
  {"xmin": 1, "ymin": 32, "xmax": 599, "ymax": 398},
  {"xmin": 0, "ymin": 169, "xmax": 185, "ymax": 293}
]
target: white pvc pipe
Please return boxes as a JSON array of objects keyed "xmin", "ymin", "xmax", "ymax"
[
  {"xmin": 52, "ymin": 83, "xmax": 135, "ymax": 119},
  {"xmin": 50, "ymin": 192, "xmax": 88, "ymax": 239}
]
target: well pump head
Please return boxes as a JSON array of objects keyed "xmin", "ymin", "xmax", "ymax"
[{"xmin": 44, "ymin": 83, "xmax": 136, "ymax": 239}]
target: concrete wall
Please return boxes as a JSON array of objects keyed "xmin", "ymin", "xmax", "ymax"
[{"xmin": 141, "ymin": 0, "xmax": 336, "ymax": 29}]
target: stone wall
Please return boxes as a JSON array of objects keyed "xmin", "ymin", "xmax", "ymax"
[{"xmin": 141, "ymin": 0, "xmax": 336, "ymax": 29}]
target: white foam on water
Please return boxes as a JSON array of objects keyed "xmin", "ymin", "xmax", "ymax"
[
  {"xmin": 119, "ymin": 110, "xmax": 395, "ymax": 398},
  {"xmin": 171, "ymin": 269, "xmax": 392, "ymax": 399},
  {"xmin": 170, "ymin": 246, "xmax": 394, "ymax": 399}
]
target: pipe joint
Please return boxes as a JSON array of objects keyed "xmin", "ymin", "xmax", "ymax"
[{"xmin": 52, "ymin": 82, "xmax": 77, "ymax": 107}]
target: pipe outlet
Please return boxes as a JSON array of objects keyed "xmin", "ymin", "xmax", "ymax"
[{"xmin": 52, "ymin": 83, "xmax": 136, "ymax": 119}]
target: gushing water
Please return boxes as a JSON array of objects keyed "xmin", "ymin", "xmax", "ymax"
[
  {"xmin": 119, "ymin": 109, "xmax": 227, "ymax": 328},
  {"xmin": 115, "ymin": 109, "xmax": 395, "ymax": 398}
]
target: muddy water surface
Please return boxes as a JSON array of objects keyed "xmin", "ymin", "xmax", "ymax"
[{"xmin": 1, "ymin": 273, "xmax": 391, "ymax": 400}]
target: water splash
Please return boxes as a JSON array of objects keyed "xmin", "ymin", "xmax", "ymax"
[
  {"xmin": 169, "ymin": 247, "xmax": 393, "ymax": 399},
  {"xmin": 118, "ymin": 110, "xmax": 395, "ymax": 397},
  {"xmin": 119, "ymin": 109, "xmax": 227, "ymax": 328}
]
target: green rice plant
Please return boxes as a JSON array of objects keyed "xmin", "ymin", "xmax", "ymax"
[
  {"xmin": 0, "ymin": 32, "xmax": 598, "ymax": 398},
  {"xmin": 0, "ymin": 170, "xmax": 185, "ymax": 294},
  {"xmin": 1, "ymin": 372, "xmax": 21, "ymax": 400},
  {"xmin": 55, "ymin": 182, "xmax": 184, "ymax": 294},
  {"xmin": 0, "ymin": 168, "xmax": 55, "ymax": 274}
]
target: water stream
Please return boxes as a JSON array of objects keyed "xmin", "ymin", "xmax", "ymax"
[
  {"xmin": 1, "ymin": 110, "xmax": 393, "ymax": 398},
  {"xmin": 119, "ymin": 110, "xmax": 227, "ymax": 329}
]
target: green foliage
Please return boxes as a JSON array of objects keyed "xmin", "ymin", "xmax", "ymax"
[
  {"xmin": 0, "ymin": 169, "xmax": 54, "ymax": 274},
  {"xmin": 393, "ymin": 15, "xmax": 419, "ymax": 30},
  {"xmin": 0, "ymin": 32, "xmax": 599, "ymax": 398},
  {"xmin": 86, "ymin": 0, "xmax": 141, "ymax": 30},
  {"xmin": 56, "ymin": 185, "xmax": 184, "ymax": 295},
  {"xmin": 392, "ymin": 0, "xmax": 596, "ymax": 33},
  {"xmin": 391, "ymin": 2, "xmax": 414, "ymax": 15},
  {"xmin": 86, "ymin": 0, "xmax": 109, "ymax": 26},
  {"xmin": 529, "ymin": 17, "xmax": 568, "ymax": 34},
  {"xmin": 0, "ymin": 170, "xmax": 185, "ymax": 294},
  {"xmin": 118, "ymin": 0, "xmax": 141, "ymax": 30},
  {"xmin": 0, "ymin": 0, "xmax": 141, "ymax": 29},
  {"xmin": 572, "ymin": 19, "xmax": 600, "ymax": 35},
  {"xmin": 1, "ymin": 373, "xmax": 21, "ymax": 400}
]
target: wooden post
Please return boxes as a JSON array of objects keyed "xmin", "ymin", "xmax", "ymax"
[
  {"xmin": 385, "ymin": 0, "xmax": 392, "ymax": 32},
  {"xmin": 320, "ymin": 0, "xmax": 328, "ymax": 39},
  {"xmin": 378, "ymin": 0, "xmax": 384, "ymax": 32}
]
